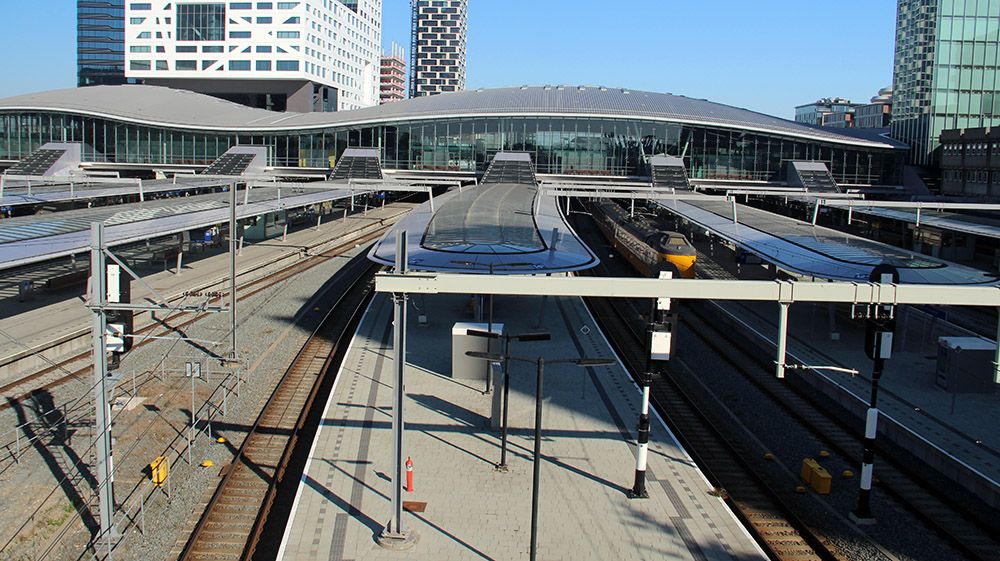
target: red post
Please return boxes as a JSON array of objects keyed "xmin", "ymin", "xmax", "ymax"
[{"xmin": 405, "ymin": 456, "xmax": 414, "ymax": 492}]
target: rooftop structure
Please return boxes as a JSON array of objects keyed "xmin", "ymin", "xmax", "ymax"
[
  {"xmin": 855, "ymin": 86, "xmax": 893, "ymax": 129},
  {"xmin": 0, "ymin": 84, "xmax": 904, "ymax": 183},
  {"xmin": 794, "ymin": 97, "xmax": 857, "ymax": 127},
  {"xmin": 124, "ymin": 0, "xmax": 382, "ymax": 111},
  {"xmin": 409, "ymin": 0, "xmax": 467, "ymax": 97},
  {"xmin": 380, "ymin": 42, "xmax": 406, "ymax": 104}
]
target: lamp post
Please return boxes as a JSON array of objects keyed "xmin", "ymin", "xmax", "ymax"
[
  {"xmin": 467, "ymin": 350, "xmax": 614, "ymax": 561},
  {"xmin": 466, "ymin": 329, "xmax": 551, "ymax": 471}
]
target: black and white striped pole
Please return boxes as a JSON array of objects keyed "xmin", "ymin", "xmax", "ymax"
[
  {"xmin": 851, "ymin": 264, "xmax": 898, "ymax": 524},
  {"xmin": 630, "ymin": 270, "xmax": 674, "ymax": 499}
]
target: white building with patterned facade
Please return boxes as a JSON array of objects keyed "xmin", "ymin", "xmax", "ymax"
[{"xmin": 124, "ymin": 0, "xmax": 381, "ymax": 112}]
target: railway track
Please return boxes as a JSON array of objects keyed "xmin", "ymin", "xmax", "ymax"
[
  {"xmin": 178, "ymin": 255, "xmax": 378, "ymax": 561},
  {"xmin": 0, "ymin": 219, "xmax": 396, "ymax": 415},
  {"xmin": 685, "ymin": 300, "xmax": 1000, "ymax": 561},
  {"xmin": 583, "ymin": 287, "xmax": 839, "ymax": 561}
]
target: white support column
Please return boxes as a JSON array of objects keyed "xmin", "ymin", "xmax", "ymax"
[
  {"xmin": 427, "ymin": 186, "xmax": 435, "ymax": 213},
  {"xmin": 916, "ymin": 207, "xmax": 922, "ymax": 227},
  {"xmin": 776, "ymin": 301, "xmax": 789, "ymax": 379},
  {"xmin": 731, "ymin": 198, "xmax": 738, "ymax": 224},
  {"xmin": 848, "ymin": 206, "xmax": 853, "ymax": 225},
  {"xmin": 138, "ymin": 178, "xmax": 145, "ymax": 202},
  {"xmin": 811, "ymin": 202, "xmax": 820, "ymax": 225}
]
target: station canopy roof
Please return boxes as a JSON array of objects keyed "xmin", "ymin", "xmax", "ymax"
[
  {"xmin": 660, "ymin": 199, "xmax": 998, "ymax": 285},
  {"xmin": 369, "ymin": 183, "xmax": 598, "ymax": 274},
  {"xmin": 0, "ymin": 85, "xmax": 899, "ymax": 149}
]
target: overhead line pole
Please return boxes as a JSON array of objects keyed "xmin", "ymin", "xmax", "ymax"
[
  {"xmin": 89, "ymin": 223, "xmax": 116, "ymax": 549},
  {"xmin": 229, "ymin": 181, "xmax": 238, "ymax": 362}
]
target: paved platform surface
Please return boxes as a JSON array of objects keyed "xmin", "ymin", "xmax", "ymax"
[
  {"xmin": 0, "ymin": 204, "xmax": 412, "ymax": 386},
  {"xmin": 278, "ymin": 292, "xmax": 767, "ymax": 561}
]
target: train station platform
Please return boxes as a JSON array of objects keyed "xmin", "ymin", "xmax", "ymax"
[
  {"xmin": 688, "ymin": 242, "xmax": 1000, "ymax": 509},
  {"xmin": 0, "ymin": 203, "xmax": 413, "ymax": 387},
  {"xmin": 277, "ymin": 292, "xmax": 767, "ymax": 561}
]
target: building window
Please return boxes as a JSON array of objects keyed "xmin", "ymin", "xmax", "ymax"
[
  {"xmin": 257, "ymin": 16, "xmax": 272, "ymax": 23},
  {"xmin": 256, "ymin": 60, "xmax": 272, "ymax": 71},
  {"xmin": 230, "ymin": 2, "xmax": 252, "ymax": 8},
  {"xmin": 129, "ymin": 60, "xmax": 151, "ymax": 70},
  {"xmin": 176, "ymin": 45, "xmax": 197, "ymax": 52},
  {"xmin": 156, "ymin": 60, "xmax": 168, "ymax": 70},
  {"xmin": 256, "ymin": 45, "xmax": 272, "ymax": 52},
  {"xmin": 257, "ymin": 1, "xmax": 273, "ymax": 7},
  {"xmin": 130, "ymin": 17, "xmax": 145, "ymax": 24},
  {"xmin": 277, "ymin": 1, "xmax": 298, "ymax": 8},
  {"xmin": 276, "ymin": 60, "xmax": 299, "ymax": 71},
  {"xmin": 130, "ymin": 46, "xmax": 151, "ymax": 53},
  {"xmin": 229, "ymin": 60, "xmax": 251, "ymax": 70},
  {"xmin": 230, "ymin": 31, "xmax": 252, "ymax": 38},
  {"xmin": 202, "ymin": 45, "xmax": 225, "ymax": 52},
  {"xmin": 176, "ymin": 60, "xmax": 197, "ymax": 70},
  {"xmin": 176, "ymin": 3, "xmax": 226, "ymax": 41},
  {"xmin": 276, "ymin": 31, "xmax": 299, "ymax": 38},
  {"xmin": 130, "ymin": 3, "xmax": 151, "ymax": 10}
]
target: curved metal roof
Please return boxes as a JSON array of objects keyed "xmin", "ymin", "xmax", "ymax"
[{"xmin": 0, "ymin": 84, "xmax": 897, "ymax": 149}]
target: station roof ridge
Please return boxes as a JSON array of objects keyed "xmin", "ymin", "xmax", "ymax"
[{"xmin": 0, "ymin": 84, "xmax": 898, "ymax": 149}]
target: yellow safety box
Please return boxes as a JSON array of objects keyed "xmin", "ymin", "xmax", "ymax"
[{"xmin": 151, "ymin": 456, "xmax": 169, "ymax": 487}]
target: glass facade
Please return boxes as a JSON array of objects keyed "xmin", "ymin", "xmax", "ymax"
[
  {"xmin": 0, "ymin": 112, "xmax": 903, "ymax": 185},
  {"xmin": 78, "ymin": 0, "xmax": 136, "ymax": 86},
  {"xmin": 176, "ymin": 3, "xmax": 227, "ymax": 42},
  {"xmin": 892, "ymin": 0, "xmax": 1000, "ymax": 165}
]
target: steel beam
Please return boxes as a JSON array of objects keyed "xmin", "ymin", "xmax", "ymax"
[{"xmin": 375, "ymin": 273, "xmax": 1000, "ymax": 307}]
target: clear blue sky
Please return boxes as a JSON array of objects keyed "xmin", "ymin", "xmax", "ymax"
[{"xmin": 0, "ymin": 0, "xmax": 897, "ymax": 120}]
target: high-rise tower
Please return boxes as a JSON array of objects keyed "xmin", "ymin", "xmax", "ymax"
[
  {"xmin": 78, "ymin": 0, "xmax": 135, "ymax": 86},
  {"xmin": 891, "ymin": 0, "xmax": 1000, "ymax": 165},
  {"xmin": 409, "ymin": 0, "xmax": 467, "ymax": 97}
]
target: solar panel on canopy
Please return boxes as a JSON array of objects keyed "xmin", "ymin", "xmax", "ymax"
[
  {"xmin": 330, "ymin": 148, "xmax": 383, "ymax": 180},
  {"xmin": 200, "ymin": 153, "xmax": 256, "ymax": 176},
  {"xmin": 481, "ymin": 152, "xmax": 536, "ymax": 185},
  {"xmin": 6, "ymin": 149, "xmax": 67, "ymax": 176}
]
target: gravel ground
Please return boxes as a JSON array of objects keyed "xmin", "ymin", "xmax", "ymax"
[
  {"xmin": 0, "ymin": 206, "xmax": 407, "ymax": 561},
  {"xmin": 572, "ymin": 209, "xmax": 973, "ymax": 561}
]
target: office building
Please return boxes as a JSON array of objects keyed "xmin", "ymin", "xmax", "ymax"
[
  {"xmin": 124, "ymin": 0, "xmax": 382, "ymax": 112},
  {"xmin": 891, "ymin": 0, "xmax": 1000, "ymax": 165},
  {"xmin": 409, "ymin": 0, "xmax": 467, "ymax": 97},
  {"xmin": 78, "ymin": 0, "xmax": 136, "ymax": 86},
  {"xmin": 380, "ymin": 42, "xmax": 406, "ymax": 104},
  {"xmin": 855, "ymin": 87, "xmax": 893, "ymax": 129},
  {"xmin": 794, "ymin": 97, "xmax": 858, "ymax": 127}
]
